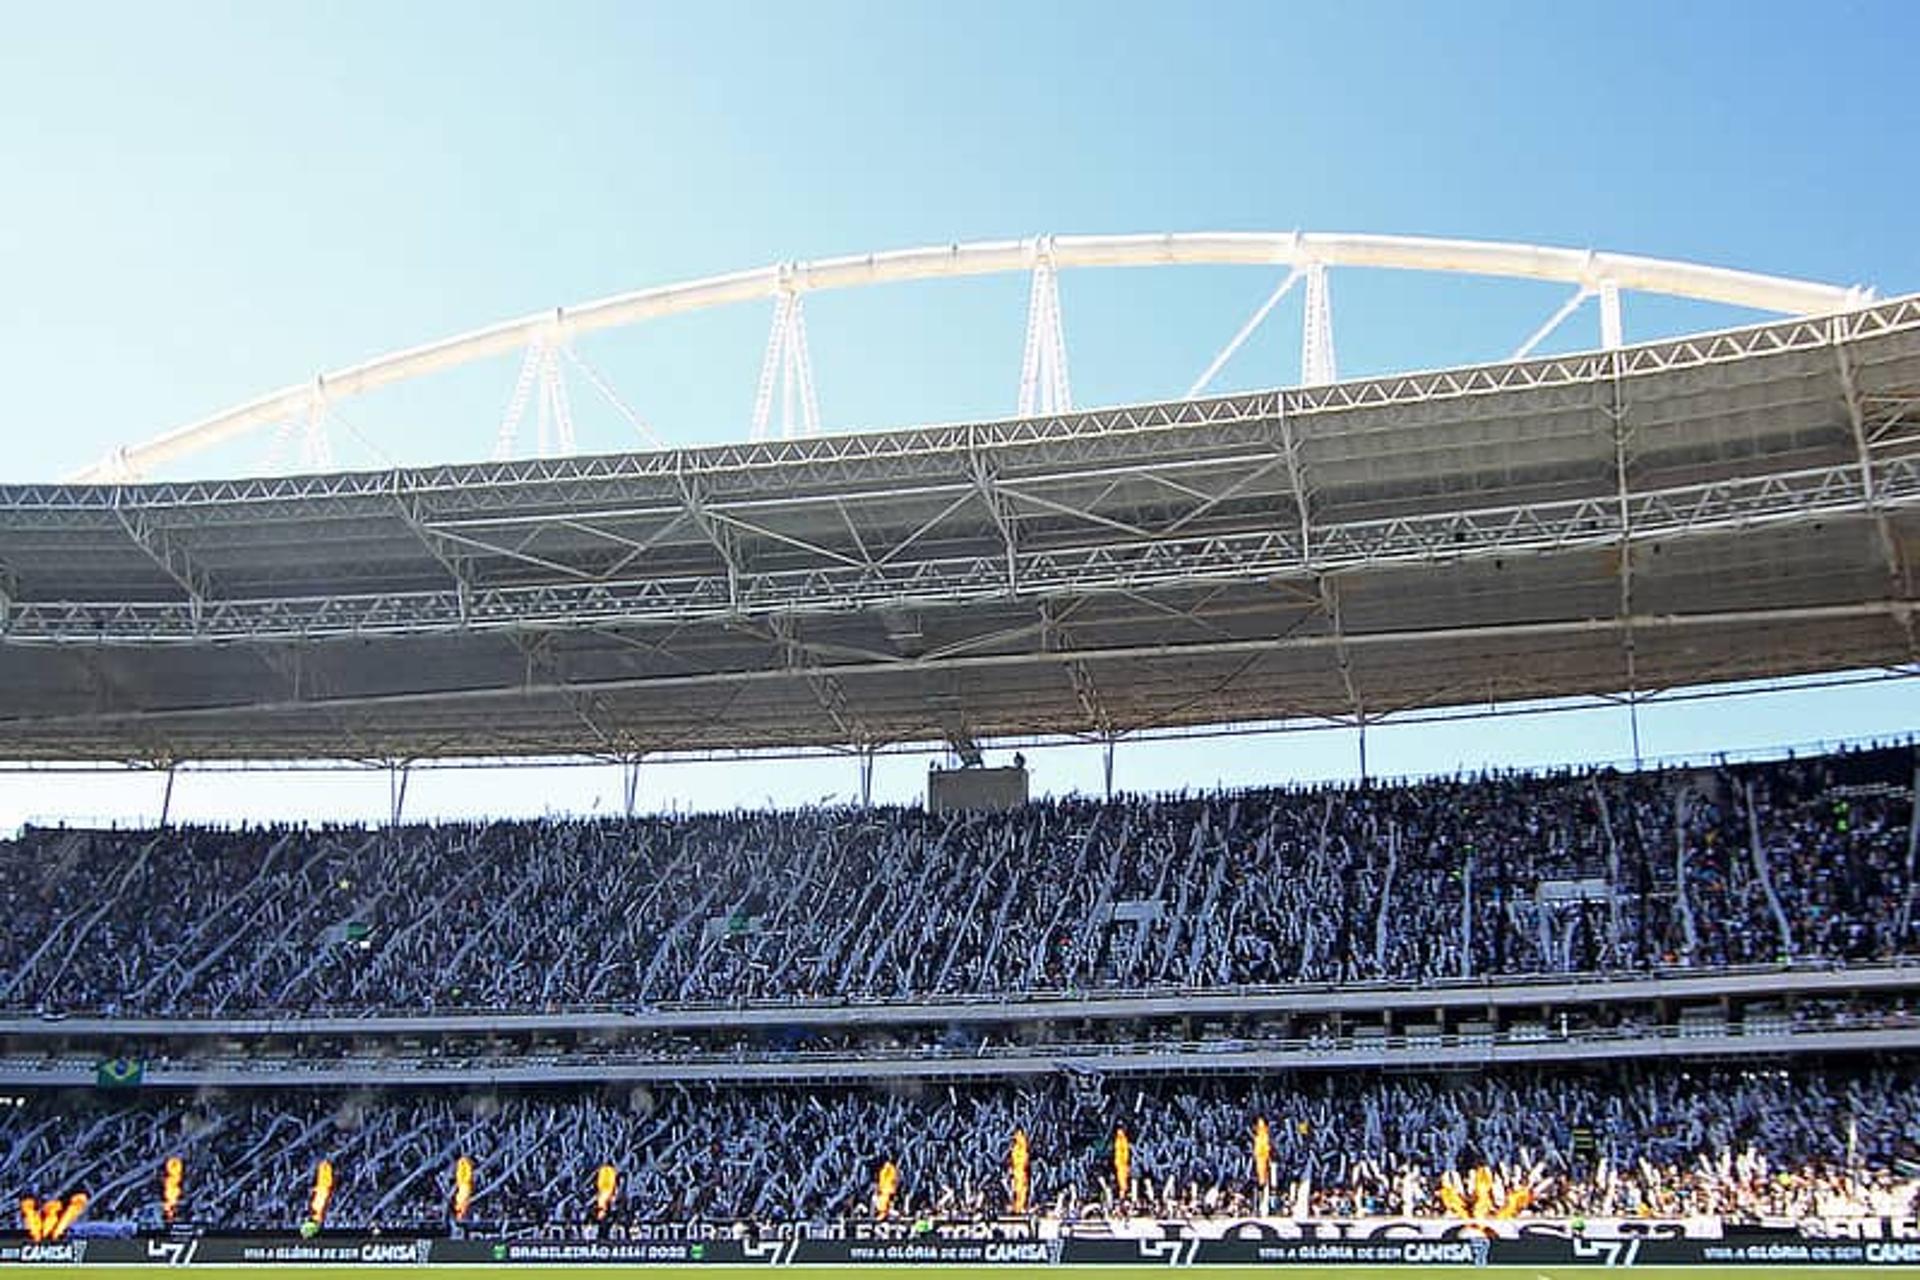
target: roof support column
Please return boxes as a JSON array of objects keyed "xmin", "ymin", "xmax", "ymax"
[
  {"xmin": 1900, "ymin": 754, "xmax": 1920, "ymax": 939},
  {"xmin": 752, "ymin": 274, "xmax": 822, "ymax": 442},
  {"xmin": 1300, "ymin": 263, "xmax": 1337, "ymax": 386},
  {"xmin": 302, "ymin": 378, "xmax": 335, "ymax": 471},
  {"xmin": 857, "ymin": 746, "xmax": 876, "ymax": 808},
  {"xmin": 157, "ymin": 762, "xmax": 177, "ymax": 828},
  {"xmin": 1276, "ymin": 398, "xmax": 1313, "ymax": 567},
  {"xmin": 1599, "ymin": 280, "xmax": 1624, "ymax": 350},
  {"xmin": 1017, "ymin": 237, "xmax": 1072, "ymax": 417},
  {"xmin": 1605, "ymin": 348, "xmax": 1643, "ymax": 766},
  {"xmin": 494, "ymin": 318, "xmax": 577, "ymax": 460},
  {"xmin": 620, "ymin": 753, "xmax": 644, "ymax": 818},
  {"xmin": 1834, "ymin": 319, "xmax": 1917, "ymax": 657},
  {"xmin": 1319, "ymin": 576, "xmax": 1365, "ymax": 749},
  {"xmin": 1291, "ymin": 395, "xmax": 1362, "ymax": 746},
  {"xmin": 387, "ymin": 759, "xmax": 411, "ymax": 829}
]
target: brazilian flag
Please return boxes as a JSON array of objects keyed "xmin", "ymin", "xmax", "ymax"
[{"xmin": 96, "ymin": 1057, "xmax": 145, "ymax": 1088}]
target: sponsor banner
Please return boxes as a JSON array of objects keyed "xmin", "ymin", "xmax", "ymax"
[
  {"xmin": 0, "ymin": 1242, "xmax": 87, "ymax": 1265},
  {"xmin": 1193, "ymin": 1237, "xmax": 1500, "ymax": 1266},
  {"xmin": 1070, "ymin": 1236, "xmax": 1920, "ymax": 1268},
  {"xmin": 1644, "ymin": 1238, "xmax": 1920, "ymax": 1268},
  {"xmin": 8, "ymin": 1222, "xmax": 1920, "ymax": 1267},
  {"xmin": 433, "ymin": 1240, "xmax": 753, "ymax": 1265},
  {"xmin": 93, "ymin": 1239, "xmax": 435, "ymax": 1266},
  {"xmin": 1075, "ymin": 1214, "xmax": 1719, "ymax": 1243},
  {"xmin": 792, "ymin": 1239, "xmax": 1063, "ymax": 1266},
  {"xmin": 0, "ymin": 1239, "xmax": 438, "ymax": 1267}
]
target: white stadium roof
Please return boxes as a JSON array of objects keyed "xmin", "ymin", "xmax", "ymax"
[{"xmin": 1, "ymin": 275, "xmax": 1914, "ymax": 763}]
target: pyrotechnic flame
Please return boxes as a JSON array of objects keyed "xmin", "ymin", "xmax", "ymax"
[
  {"xmin": 19, "ymin": 1193, "xmax": 86, "ymax": 1242},
  {"xmin": 453, "ymin": 1156, "xmax": 474, "ymax": 1221},
  {"xmin": 874, "ymin": 1160, "xmax": 899, "ymax": 1221},
  {"xmin": 50, "ymin": 1194, "xmax": 87, "ymax": 1241},
  {"xmin": 162, "ymin": 1157, "xmax": 184, "ymax": 1223},
  {"xmin": 308, "ymin": 1160, "xmax": 334, "ymax": 1225},
  {"xmin": 1010, "ymin": 1130, "xmax": 1030, "ymax": 1215},
  {"xmin": 593, "ymin": 1164, "xmax": 617, "ymax": 1221}
]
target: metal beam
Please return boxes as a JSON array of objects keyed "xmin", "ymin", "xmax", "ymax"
[
  {"xmin": 1512, "ymin": 285, "xmax": 1594, "ymax": 360},
  {"xmin": 3, "ymin": 960, "xmax": 1915, "ymax": 1039},
  {"xmin": 1836, "ymin": 322, "xmax": 1917, "ymax": 656},
  {"xmin": 765, "ymin": 612, "xmax": 861, "ymax": 744},
  {"xmin": 1300, "ymin": 263, "xmax": 1336, "ymax": 386},
  {"xmin": 251, "ymin": 644, "xmax": 378, "ymax": 762},
  {"xmin": 563, "ymin": 346, "xmax": 666, "ymax": 452},
  {"xmin": 4, "ymin": 599, "xmax": 1905, "ymax": 736},
  {"xmin": 3, "ymin": 448, "xmax": 1908, "ymax": 644},
  {"xmin": 395, "ymin": 494, "xmax": 474, "ymax": 624},
  {"xmin": 751, "ymin": 285, "xmax": 821, "ymax": 442},
  {"xmin": 68, "ymin": 232, "xmax": 1873, "ymax": 481},
  {"xmin": 1188, "ymin": 268, "xmax": 1304, "ymax": 397},
  {"xmin": 1599, "ymin": 279, "xmax": 1624, "ymax": 350},
  {"xmin": 30, "ymin": 293, "xmax": 1914, "ymax": 510},
  {"xmin": 1318, "ymin": 576, "xmax": 1364, "ymax": 731},
  {"xmin": 507, "ymin": 630, "xmax": 627, "ymax": 756},
  {"xmin": 970, "ymin": 453, "xmax": 1018, "ymax": 594},
  {"xmin": 674, "ymin": 470, "xmax": 742, "ymax": 613},
  {"xmin": 1605, "ymin": 349, "xmax": 1643, "ymax": 763},
  {"xmin": 111, "ymin": 496, "xmax": 213, "ymax": 628},
  {"xmin": 1017, "ymin": 238, "xmax": 1072, "ymax": 417},
  {"xmin": 1041, "ymin": 598, "xmax": 1114, "ymax": 737}
]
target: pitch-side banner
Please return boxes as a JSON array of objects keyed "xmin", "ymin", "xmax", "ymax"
[{"xmin": 6, "ymin": 1221, "xmax": 1920, "ymax": 1267}]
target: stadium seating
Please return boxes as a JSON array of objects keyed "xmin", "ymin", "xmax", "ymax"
[
  {"xmin": 0, "ymin": 745, "xmax": 1910, "ymax": 1016},
  {"xmin": 3, "ymin": 744, "xmax": 1914, "ymax": 1234},
  {"xmin": 4, "ymin": 1064, "xmax": 1915, "ymax": 1229}
]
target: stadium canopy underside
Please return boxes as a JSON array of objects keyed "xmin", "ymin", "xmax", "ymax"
[{"xmin": 0, "ymin": 298, "xmax": 1917, "ymax": 764}]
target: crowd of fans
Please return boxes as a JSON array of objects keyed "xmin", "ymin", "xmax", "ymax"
[
  {"xmin": 2, "ymin": 745, "xmax": 1915, "ymax": 1233},
  {"xmin": 0, "ymin": 746, "xmax": 1909, "ymax": 1016},
  {"xmin": 4, "ymin": 1065, "xmax": 1916, "ymax": 1229}
]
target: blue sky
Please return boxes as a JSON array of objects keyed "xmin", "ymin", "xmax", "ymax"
[{"xmin": 0, "ymin": 1, "xmax": 1916, "ymax": 825}]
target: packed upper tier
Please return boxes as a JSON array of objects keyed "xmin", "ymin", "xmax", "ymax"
[{"xmin": 2, "ymin": 745, "xmax": 1911, "ymax": 1017}]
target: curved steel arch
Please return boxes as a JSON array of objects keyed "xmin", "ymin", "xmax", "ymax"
[{"xmin": 70, "ymin": 231, "xmax": 1875, "ymax": 483}]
